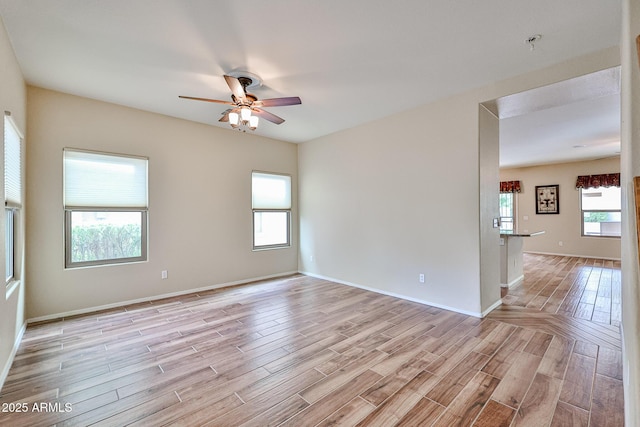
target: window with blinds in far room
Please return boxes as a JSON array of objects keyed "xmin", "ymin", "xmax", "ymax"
[
  {"xmin": 581, "ymin": 186, "xmax": 621, "ymax": 237},
  {"xmin": 499, "ymin": 193, "xmax": 515, "ymax": 233}
]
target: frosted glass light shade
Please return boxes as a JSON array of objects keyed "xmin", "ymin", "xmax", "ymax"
[{"xmin": 249, "ymin": 116, "xmax": 259, "ymax": 129}]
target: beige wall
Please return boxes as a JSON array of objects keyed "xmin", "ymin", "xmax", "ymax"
[
  {"xmin": 0, "ymin": 16, "xmax": 27, "ymax": 388},
  {"xmin": 26, "ymin": 87, "xmax": 298, "ymax": 319},
  {"xmin": 299, "ymin": 47, "xmax": 620, "ymax": 317},
  {"xmin": 299, "ymin": 94, "xmax": 484, "ymax": 315},
  {"xmin": 501, "ymin": 157, "xmax": 621, "ymax": 259},
  {"xmin": 620, "ymin": 1, "xmax": 640, "ymax": 425}
]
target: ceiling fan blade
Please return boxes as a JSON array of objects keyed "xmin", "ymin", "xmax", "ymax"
[
  {"xmin": 253, "ymin": 97, "xmax": 302, "ymax": 108},
  {"xmin": 179, "ymin": 95, "xmax": 234, "ymax": 105},
  {"xmin": 218, "ymin": 109, "xmax": 232, "ymax": 122},
  {"xmin": 224, "ymin": 75, "xmax": 246, "ymax": 101},
  {"xmin": 252, "ymin": 108, "xmax": 285, "ymax": 125}
]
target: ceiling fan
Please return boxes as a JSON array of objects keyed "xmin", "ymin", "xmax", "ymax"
[{"xmin": 179, "ymin": 72, "xmax": 301, "ymax": 131}]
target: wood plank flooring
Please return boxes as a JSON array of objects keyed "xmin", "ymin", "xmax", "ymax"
[
  {"xmin": 500, "ymin": 253, "xmax": 622, "ymax": 328},
  {"xmin": 0, "ymin": 254, "xmax": 624, "ymax": 426}
]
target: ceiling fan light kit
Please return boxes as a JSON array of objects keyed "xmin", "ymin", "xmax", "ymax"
[
  {"xmin": 229, "ymin": 109, "xmax": 259, "ymax": 131},
  {"xmin": 179, "ymin": 72, "xmax": 301, "ymax": 133}
]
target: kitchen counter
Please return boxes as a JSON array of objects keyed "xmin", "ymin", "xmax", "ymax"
[
  {"xmin": 499, "ymin": 230, "xmax": 545, "ymax": 288},
  {"xmin": 500, "ymin": 230, "xmax": 545, "ymax": 237}
]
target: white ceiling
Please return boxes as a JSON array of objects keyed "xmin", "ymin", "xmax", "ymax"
[
  {"xmin": 495, "ymin": 67, "xmax": 621, "ymax": 168},
  {"xmin": 0, "ymin": 0, "xmax": 622, "ymax": 167}
]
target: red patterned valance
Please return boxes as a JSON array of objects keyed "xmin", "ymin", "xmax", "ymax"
[
  {"xmin": 500, "ymin": 180, "xmax": 521, "ymax": 193},
  {"xmin": 575, "ymin": 173, "xmax": 620, "ymax": 189}
]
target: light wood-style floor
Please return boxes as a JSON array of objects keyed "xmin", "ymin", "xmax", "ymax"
[{"xmin": 0, "ymin": 254, "xmax": 624, "ymax": 426}]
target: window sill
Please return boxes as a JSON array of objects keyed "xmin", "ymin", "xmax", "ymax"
[
  {"xmin": 253, "ymin": 245, "xmax": 291, "ymax": 252},
  {"xmin": 65, "ymin": 258, "xmax": 147, "ymax": 270},
  {"xmin": 6, "ymin": 279, "xmax": 20, "ymax": 299}
]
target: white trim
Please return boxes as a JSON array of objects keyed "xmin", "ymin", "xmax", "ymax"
[
  {"xmin": 500, "ymin": 275, "xmax": 524, "ymax": 289},
  {"xmin": 481, "ymin": 298, "xmax": 503, "ymax": 318},
  {"xmin": 0, "ymin": 321, "xmax": 26, "ymax": 391},
  {"xmin": 300, "ymin": 271, "xmax": 487, "ymax": 318},
  {"xmin": 524, "ymin": 251, "xmax": 620, "ymax": 261},
  {"xmin": 4, "ymin": 111, "xmax": 24, "ymax": 139},
  {"xmin": 27, "ymin": 271, "xmax": 298, "ymax": 323},
  {"xmin": 6, "ymin": 279, "xmax": 20, "ymax": 299}
]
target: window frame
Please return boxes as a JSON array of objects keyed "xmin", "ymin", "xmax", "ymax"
[
  {"xmin": 251, "ymin": 171, "xmax": 292, "ymax": 251},
  {"xmin": 580, "ymin": 187, "xmax": 621, "ymax": 238},
  {"xmin": 5, "ymin": 208, "xmax": 14, "ymax": 283},
  {"xmin": 252, "ymin": 210, "xmax": 291, "ymax": 250},
  {"xmin": 64, "ymin": 208, "xmax": 148, "ymax": 268},
  {"xmin": 63, "ymin": 149, "xmax": 149, "ymax": 268}
]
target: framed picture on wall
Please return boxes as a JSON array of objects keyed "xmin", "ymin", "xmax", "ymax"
[{"xmin": 536, "ymin": 185, "xmax": 559, "ymax": 214}]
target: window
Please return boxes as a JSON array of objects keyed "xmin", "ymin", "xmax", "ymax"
[
  {"xmin": 252, "ymin": 172, "xmax": 291, "ymax": 249},
  {"xmin": 499, "ymin": 193, "xmax": 515, "ymax": 233},
  {"xmin": 4, "ymin": 112, "xmax": 22, "ymax": 285},
  {"xmin": 580, "ymin": 186, "xmax": 621, "ymax": 237},
  {"xmin": 64, "ymin": 149, "xmax": 148, "ymax": 267},
  {"xmin": 499, "ymin": 180, "xmax": 520, "ymax": 233}
]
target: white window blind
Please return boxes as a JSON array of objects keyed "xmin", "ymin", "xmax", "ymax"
[
  {"xmin": 64, "ymin": 149, "xmax": 148, "ymax": 209},
  {"xmin": 581, "ymin": 187, "xmax": 621, "ymax": 210},
  {"xmin": 252, "ymin": 172, "xmax": 291, "ymax": 210},
  {"xmin": 4, "ymin": 114, "xmax": 22, "ymax": 208}
]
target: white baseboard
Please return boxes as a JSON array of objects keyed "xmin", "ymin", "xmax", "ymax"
[
  {"xmin": 300, "ymin": 271, "xmax": 491, "ymax": 318},
  {"xmin": 481, "ymin": 298, "xmax": 503, "ymax": 318},
  {"xmin": 500, "ymin": 275, "xmax": 524, "ymax": 289},
  {"xmin": 524, "ymin": 251, "xmax": 620, "ymax": 261},
  {"xmin": 0, "ymin": 321, "xmax": 26, "ymax": 392},
  {"xmin": 27, "ymin": 271, "xmax": 299, "ymax": 324}
]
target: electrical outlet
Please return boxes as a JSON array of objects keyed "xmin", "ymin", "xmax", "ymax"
[
  {"xmin": 558, "ymin": 241, "xmax": 563, "ymax": 247},
  {"xmin": 161, "ymin": 270, "xmax": 168, "ymax": 279},
  {"xmin": 419, "ymin": 273, "xmax": 425, "ymax": 283}
]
